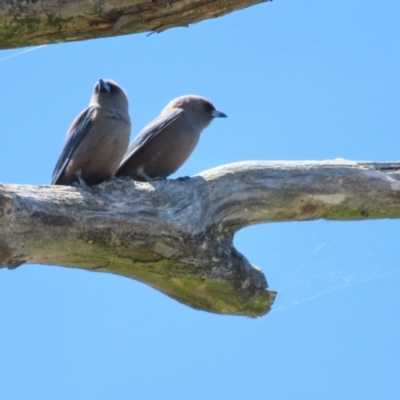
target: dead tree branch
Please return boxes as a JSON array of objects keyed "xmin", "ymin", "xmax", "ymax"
[
  {"xmin": 1, "ymin": 160, "xmax": 400, "ymax": 317},
  {"xmin": 0, "ymin": 0, "xmax": 270, "ymax": 50}
]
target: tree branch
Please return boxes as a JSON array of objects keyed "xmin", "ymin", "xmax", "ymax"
[
  {"xmin": 1, "ymin": 160, "xmax": 400, "ymax": 317},
  {"xmin": 0, "ymin": 0, "xmax": 269, "ymax": 50}
]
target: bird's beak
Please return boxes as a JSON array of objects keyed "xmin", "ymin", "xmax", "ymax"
[
  {"xmin": 211, "ymin": 109, "xmax": 227, "ymax": 118},
  {"xmin": 99, "ymin": 79, "xmax": 111, "ymax": 93}
]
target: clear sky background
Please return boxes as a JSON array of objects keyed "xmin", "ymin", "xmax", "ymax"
[{"xmin": 1, "ymin": 0, "xmax": 400, "ymax": 399}]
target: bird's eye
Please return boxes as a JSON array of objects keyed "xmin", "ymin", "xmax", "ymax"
[
  {"xmin": 108, "ymin": 83, "xmax": 120, "ymax": 94},
  {"xmin": 203, "ymin": 101, "xmax": 215, "ymax": 113}
]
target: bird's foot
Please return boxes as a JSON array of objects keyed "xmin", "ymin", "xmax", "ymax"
[
  {"xmin": 176, "ymin": 176, "xmax": 191, "ymax": 181},
  {"xmin": 90, "ymin": 186, "xmax": 102, "ymax": 196},
  {"xmin": 137, "ymin": 170, "xmax": 166, "ymax": 183},
  {"xmin": 72, "ymin": 172, "xmax": 100, "ymax": 194},
  {"xmin": 152, "ymin": 176, "xmax": 167, "ymax": 182},
  {"xmin": 72, "ymin": 181, "xmax": 89, "ymax": 189},
  {"xmin": 74, "ymin": 172, "xmax": 89, "ymax": 189}
]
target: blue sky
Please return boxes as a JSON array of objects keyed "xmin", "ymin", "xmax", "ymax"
[{"xmin": 1, "ymin": 0, "xmax": 400, "ymax": 399}]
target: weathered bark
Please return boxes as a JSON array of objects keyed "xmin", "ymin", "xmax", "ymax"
[
  {"xmin": 0, "ymin": 160, "xmax": 400, "ymax": 316},
  {"xmin": 1, "ymin": 160, "xmax": 400, "ymax": 317},
  {"xmin": 0, "ymin": 0, "xmax": 270, "ymax": 50}
]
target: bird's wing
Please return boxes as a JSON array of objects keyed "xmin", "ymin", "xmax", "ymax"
[
  {"xmin": 51, "ymin": 106, "xmax": 95, "ymax": 184},
  {"xmin": 119, "ymin": 108, "xmax": 184, "ymax": 166}
]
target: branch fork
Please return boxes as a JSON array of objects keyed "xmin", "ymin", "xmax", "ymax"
[{"xmin": 1, "ymin": 160, "xmax": 400, "ymax": 317}]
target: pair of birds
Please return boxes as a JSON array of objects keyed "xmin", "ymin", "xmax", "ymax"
[{"xmin": 51, "ymin": 79, "xmax": 227, "ymax": 186}]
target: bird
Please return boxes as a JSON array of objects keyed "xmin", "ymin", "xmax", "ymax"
[
  {"xmin": 51, "ymin": 79, "xmax": 131, "ymax": 186},
  {"xmin": 115, "ymin": 95, "xmax": 227, "ymax": 181}
]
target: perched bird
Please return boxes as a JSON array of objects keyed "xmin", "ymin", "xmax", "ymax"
[
  {"xmin": 115, "ymin": 95, "xmax": 227, "ymax": 181},
  {"xmin": 51, "ymin": 79, "xmax": 131, "ymax": 186}
]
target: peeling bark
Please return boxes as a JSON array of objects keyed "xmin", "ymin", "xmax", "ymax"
[
  {"xmin": 0, "ymin": 0, "xmax": 270, "ymax": 49},
  {"xmin": 1, "ymin": 160, "xmax": 400, "ymax": 317}
]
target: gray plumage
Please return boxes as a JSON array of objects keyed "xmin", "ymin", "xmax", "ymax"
[
  {"xmin": 115, "ymin": 95, "xmax": 226, "ymax": 181},
  {"xmin": 52, "ymin": 79, "xmax": 131, "ymax": 186}
]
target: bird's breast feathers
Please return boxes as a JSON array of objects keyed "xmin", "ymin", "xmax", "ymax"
[{"xmin": 103, "ymin": 107, "xmax": 131, "ymax": 124}]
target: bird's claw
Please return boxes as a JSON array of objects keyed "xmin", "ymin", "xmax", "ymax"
[
  {"xmin": 138, "ymin": 170, "xmax": 166, "ymax": 182},
  {"xmin": 176, "ymin": 176, "xmax": 191, "ymax": 182}
]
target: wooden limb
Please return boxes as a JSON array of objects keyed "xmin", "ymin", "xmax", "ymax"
[
  {"xmin": 0, "ymin": 0, "xmax": 270, "ymax": 49},
  {"xmin": 1, "ymin": 160, "xmax": 400, "ymax": 317}
]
